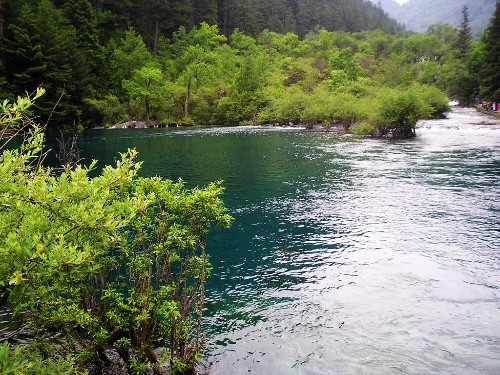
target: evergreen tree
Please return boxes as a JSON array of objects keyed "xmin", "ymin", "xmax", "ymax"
[
  {"xmin": 454, "ymin": 5, "xmax": 472, "ymax": 61},
  {"xmin": 193, "ymin": 0, "xmax": 218, "ymax": 25},
  {"xmin": 0, "ymin": 0, "xmax": 4, "ymax": 37},
  {"xmin": 480, "ymin": 0, "xmax": 500, "ymax": 101},
  {"xmin": 132, "ymin": 0, "xmax": 193, "ymax": 52},
  {"xmin": 2, "ymin": 0, "xmax": 79, "ymax": 125},
  {"xmin": 63, "ymin": 0, "xmax": 103, "ymax": 108}
]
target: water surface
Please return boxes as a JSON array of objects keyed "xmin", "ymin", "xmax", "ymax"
[{"xmin": 79, "ymin": 107, "xmax": 500, "ymax": 375}]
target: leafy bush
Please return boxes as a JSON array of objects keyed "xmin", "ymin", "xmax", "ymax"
[
  {"xmin": 0, "ymin": 343, "xmax": 83, "ymax": 375},
  {"xmin": 377, "ymin": 88, "xmax": 432, "ymax": 138},
  {"xmin": 258, "ymin": 86, "xmax": 306, "ymax": 124},
  {"xmin": 0, "ymin": 91, "xmax": 232, "ymax": 374},
  {"xmin": 411, "ymin": 84, "xmax": 451, "ymax": 117},
  {"xmin": 84, "ymin": 95, "xmax": 129, "ymax": 126},
  {"xmin": 351, "ymin": 121, "xmax": 376, "ymax": 136}
]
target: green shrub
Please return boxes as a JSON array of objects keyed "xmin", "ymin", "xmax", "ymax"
[
  {"xmin": 411, "ymin": 84, "xmax": 450, "ymax": 117},
  {"xmin": 84, "ymin": 95, "xmax": 128, "ymax": 127},
  {"xmin": 1, "ymin": 91, "xmax": 232, "ymax": 374},
  {"xmin": 377, "ymin": 88, "xmax": 432, "ymax": 138},
  {"xmin": 0, "ymin": 343, "xmax": 82, "ymax": 375},
  {"xmin": 351, "ymin": 121, "xmax": 376, "ymax": 136},
  {"xmin": 258, "ymin": 86, "xmax": 306, "ymax": 124}
]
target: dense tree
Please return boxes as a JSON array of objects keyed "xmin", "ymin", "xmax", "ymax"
[
  {"xmin": 0, "ymin": 0, "xmax": 406, "ymax": 128},
  {"xmin": 193, "ymin": 0, "xmax": 218, "ymax": 25},
  {"xmin": 1, "ymin": 0, "xmax": 80, "ymax": 125},
  {"xmin": 171, "ymin": 23, "xmax": 227, "ymax": 120},
  {"xmin": 480, "ymin": 0, "xmax": 500, "ymax": 101},
  {"xmin": 123, "ymin": 65, "xmax": 163, "ymax": 122},
  {"xmin": 0, "ymin": 0, "xmax": 488, "ymax": 130}
]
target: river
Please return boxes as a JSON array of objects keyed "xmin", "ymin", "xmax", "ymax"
[{"xmin": 78, "ymin": 107, "xmax": 500, "ymax": 375}]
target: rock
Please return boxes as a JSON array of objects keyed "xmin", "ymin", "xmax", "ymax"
[
  {"xmin": 105, "ymin": 349, "xmax": 129, "ymax": 375},
  {"xmin": 109, "ymin": 121, "xmax": 148, "ymax": 129}
]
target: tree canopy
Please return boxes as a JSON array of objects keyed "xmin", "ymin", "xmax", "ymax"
[{"xmin": 480, "ymin": 0, "xmax": 500, "ymax": 101}]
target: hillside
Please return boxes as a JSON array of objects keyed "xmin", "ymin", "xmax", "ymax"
[
  {"xmin": 215, "ymin": 0, "xmax": 403, "ymax": 37},
  {"xmin": 373, "ymin": 0, "xmax": 495, "ymax": 35}
]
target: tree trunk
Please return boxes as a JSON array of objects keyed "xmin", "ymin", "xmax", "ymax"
[
  {"xmin": 184, "ymin": 79, "xmax": 191, "ymax": 118},
  {"xmin": 93, "ymin": 0, "xmax": 103, "ymax": 26},
  {"xmin": 0, "ymin": 0, "xmax": 4, "ymax": 37},
  {"xmin": 145, "ymin": 78, "xmax": 151, "ymax": 123},
  {"xmin": 145, "ymin": 97, "xmax": 151, "ymax": 123},
  {"xmin": 153, "ymin": 16, "xmax": 160, "ymax": 54}
]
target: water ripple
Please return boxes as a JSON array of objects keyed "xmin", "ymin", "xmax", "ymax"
[{"xmin": 75, "ymin": 108, "xmax": 500, "ymax": 374}]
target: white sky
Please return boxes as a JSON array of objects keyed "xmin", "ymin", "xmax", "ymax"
[{"xmin": 394, "ymin": 0, "xmax": 409, "ymax": 3}]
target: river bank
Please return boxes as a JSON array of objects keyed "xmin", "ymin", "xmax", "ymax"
[{"xmin": 475, "ymin": 105, "xmax": 500, "ymax": 119}]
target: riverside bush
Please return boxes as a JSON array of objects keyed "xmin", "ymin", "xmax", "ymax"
[
  {"xmin": 411, "ymin": 84, "xmax": 451, "ymax": 117},
  {"xmin": 376, "ymin": 88, "xmax": 432, "ymax": 138},
  {"xmin": 352, "ymin": 121, "xmax": 376, "ymax": 136},
  {"xmin": 0, "ymin": 91, "xmax": 232, "ymax": 374},
  {"xmin": 0, "ymin": 343, "xmax": 82, "ymax": 375}
]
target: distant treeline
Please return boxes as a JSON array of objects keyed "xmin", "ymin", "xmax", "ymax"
[{"xmin": 0, "ymin": 0, "xmax": 402, "ymax": 43}]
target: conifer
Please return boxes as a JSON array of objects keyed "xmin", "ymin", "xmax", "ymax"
[
  {"xmin": 454, "ymin": 5, "xmax": 472, "ymax": 61},
  {"xmin": 480, "ymin": 0, "xmax": 500, "ymax": 101}
]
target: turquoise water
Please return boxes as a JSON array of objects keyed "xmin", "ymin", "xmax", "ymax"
[{"xmin": 78, "ymin": 107, "xmax": 500, "ymax": 375}]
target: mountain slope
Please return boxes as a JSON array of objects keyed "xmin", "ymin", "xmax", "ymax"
[
  {"xmin": 373, "ymin": 0, "xmax": 495, "ymax": 35},
  {"xmin": 196, "ymin": 0, "xmax": 404, "ymax": 37}
]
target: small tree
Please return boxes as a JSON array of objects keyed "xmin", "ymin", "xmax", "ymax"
[{"xmin": 123, "ymin": 65, "xmax": 164, "ymax": 123}]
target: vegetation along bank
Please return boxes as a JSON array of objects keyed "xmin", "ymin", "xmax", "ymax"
[{"xmin": 0, "ymin": 1, "xmax": 498, "ymax": 139}]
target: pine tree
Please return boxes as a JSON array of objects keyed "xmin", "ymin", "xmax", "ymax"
[
  {"xmin": 193, "ymin": 0, "xmax": 218, "ymax": 25},
  {"xmin": 480, "ymin": 0, "xmax": 500, "ymax": 101},
  {"xmin": 133, "ymin": 0, "xmax": 193, "ymax": 52},
  {"xmin": 63, "ymin": 0, "xmax": 102, "ymax": 98},
  {"xmin": 2, "ymin": 0, "xmax": 79, "ymax": 125},
  {"xmin": 454, "ymin": 5, "xmax": 472, "ymax": 61}
]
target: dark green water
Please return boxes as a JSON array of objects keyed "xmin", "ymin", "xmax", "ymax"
[{"xmin": 78, "ymin": 108, "xmax": 500, "ymax": 375}]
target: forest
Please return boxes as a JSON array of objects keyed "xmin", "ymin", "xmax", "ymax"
[{"xmin": 0, "ymin": 0, "xmax": 497, "ymax": 137}]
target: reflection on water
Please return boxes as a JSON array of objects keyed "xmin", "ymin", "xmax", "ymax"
[{"xmin": 79, "ymin": 107, "xmax": 500, "ymax": 375}]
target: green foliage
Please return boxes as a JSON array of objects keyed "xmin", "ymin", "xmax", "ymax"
[
  {"xmin": 454, "ymin": 6, "xmax": 473, "ymax": 61},
  {"xmin": 351, "ymin": 121, "xmax": 376, "ymax": 137},
  {"xmin": 106, "ymin": 29, "xmax": 155, "ymax": 100},
  {"xmin": 218, "ymin": 54, "xmax": 268, "ymax": 125},
  {"xmin": 411, "ymin": 84, "xmax": 451, "ymax": 117},
  {"xmin": 0, "ymin": 92, "xmax": 232, "ymax": 373},
  {"xmin": 83, "ymin": 95, "xmax": 129, "ymax": 127},
  {"xmin": 327, "ymin": 48, "xmax": 364, "ymax": 84},
  {"xmin": 2, "ymin": 0, "xmax": 482, "ymax": 130},
  {"xmin": 123, "ymin": 65, "xmax": 164, "ymax": 122},
  {"xmin": 377, "ymin": 88, "xmax": 432, "ymax": 138},
  {"xmin": 0, "ymin": 342, "xmax": 83, "ymax": 375},
  {"xmin": 1, "ymin": 0, "xmax": 80, "ymax": 125},
  {"xmin": 0, "ymin": 88, "xmax": 45, "ymax": 129},
  {"xmin": 480, "ymin": 0, "xmax": 500, "ymax": 101}
]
